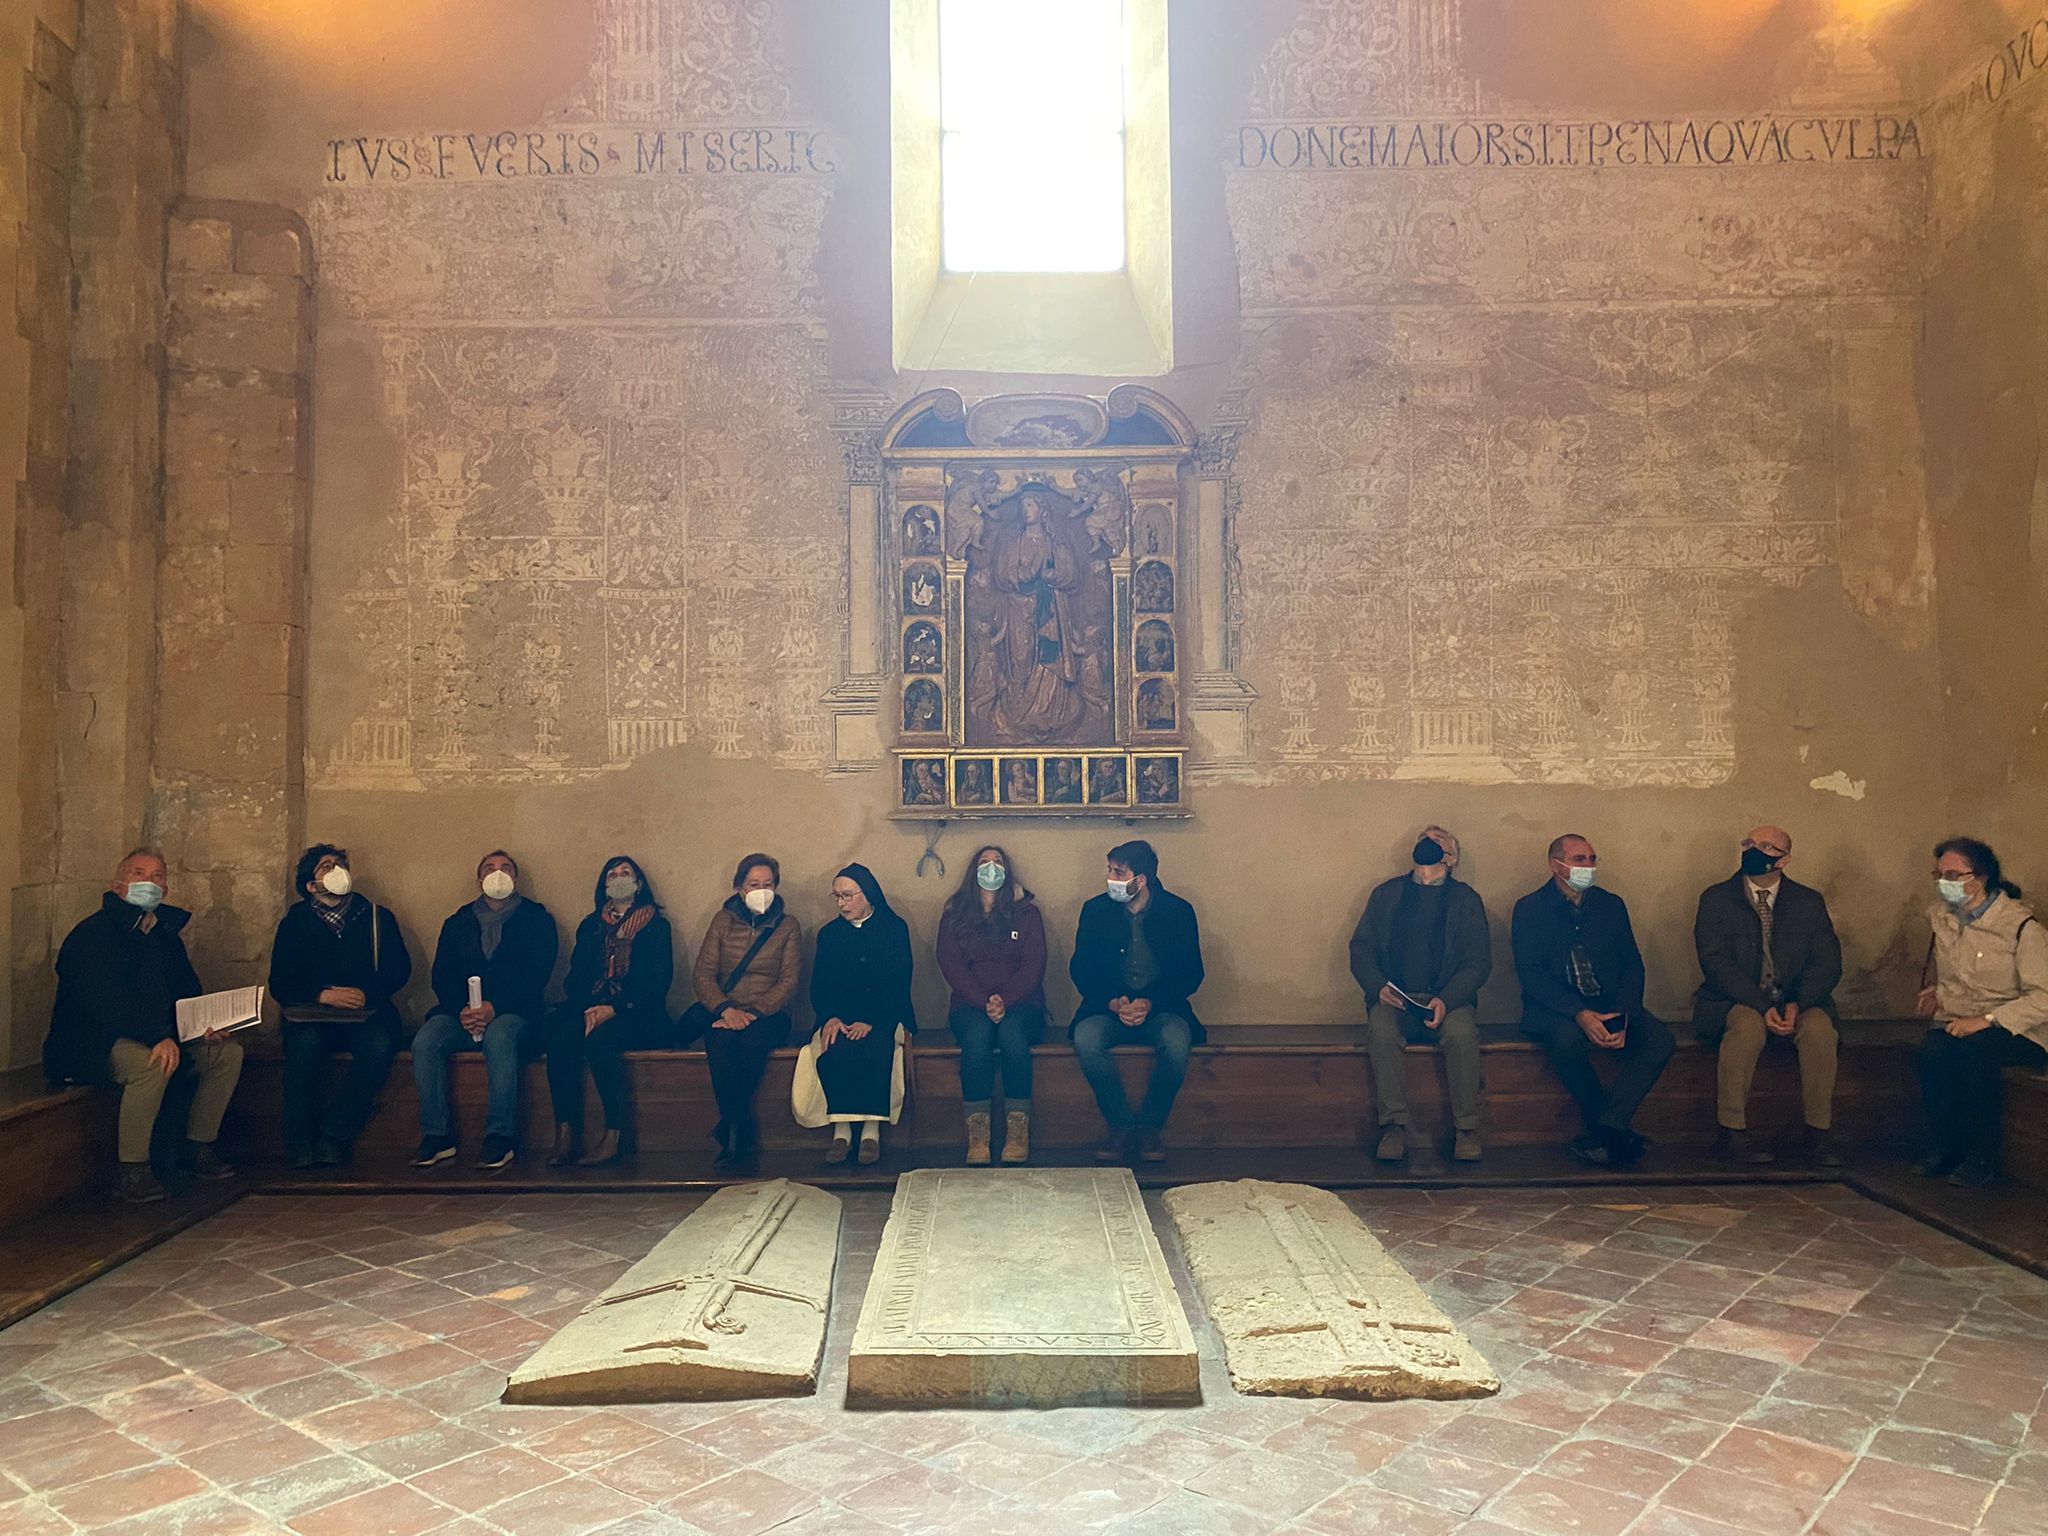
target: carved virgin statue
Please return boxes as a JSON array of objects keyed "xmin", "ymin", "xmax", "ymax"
[{"xmin": 962, "ymin": 480, "xmax": 1114, "ymax": 746}]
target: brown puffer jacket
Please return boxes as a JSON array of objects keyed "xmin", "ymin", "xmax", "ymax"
[{"xmin": 693, "ymin": 895, "xmax": 803, "ymax": 1017}]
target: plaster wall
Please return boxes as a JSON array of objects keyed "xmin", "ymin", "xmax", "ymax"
[{"xmin": 171, "ymin": 1, "xmax": 1989, "ymax": 1033}]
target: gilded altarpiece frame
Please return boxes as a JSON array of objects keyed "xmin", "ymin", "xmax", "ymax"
[{"xmin": 884, "ymin": 390, "xmax": 1190, "ymax": 817}]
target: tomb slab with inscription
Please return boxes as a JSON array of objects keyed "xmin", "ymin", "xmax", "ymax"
[
  {"xmin": 847, "ymin": 1169, "xmax": 1200, "ymax": 1407},
  {"xmin": 1164, "ymin": 1179, "xmax": 1498, "ymax": 1401},
  {"xmin": 504, "ymin": 1180, "xmax": 840, "ymax": 1405}
]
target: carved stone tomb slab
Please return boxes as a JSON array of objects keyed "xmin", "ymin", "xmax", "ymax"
[
  {"xmin": 847, "ymin": 1169, "xmax": 1200, "ymax": 1407},
  {"xmin": 504, "ymin": 1179, "xmax": 840, "ymax": 1404},
  {"xmin": 1164, "ymin": 1179, "xmax": 1498, "ymax": 1400}
]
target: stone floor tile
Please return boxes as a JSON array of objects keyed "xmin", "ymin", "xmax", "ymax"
[
  {"xmin": 1296, "ymin": 1482, "xmax": 1464, "ymax": 1535},
  {"xmin": 1659, "ymin": 1463, "xmax": 1830, "ymax": 1531},
  {"xmin": 1480, "ymin": 1471, "xmax": 1644, "ymax": 1536},
  {"xmin": 234, "ymin": 1453, "xmax": 392, "ymax": 1522},
  {"xmin": 410, "ymin": 1445, "xmax": 565, "ymax": 1513},
  {"xmin": 663, "ymin": 1466, "xmax": 822, "ymax": 1536},
  {"xmin": 586, "ymin": 1437, "xmax": 740, "ymax": 1503},
  {"xmin": 1577, "ymin": 1402, "xmax": 1726, "ymax": 1460},
  {"xmin": 1368, "ymin": 1443, "xmax": 1519, "ymax": 1515},
  {"xmin": 1534, "ymin": 1434, "xmax": 1687, "ymax": 1500},
  {"xmin": 95, "ymin": 1491, "xmax": 282, "ymax": 1536},
  {"xmin": 1826, "ymin": 1456, "xmax": 1997, "ymax": 1528},
  {"xmin": 46, "ymin": 1460, "xmax": 209, "ymax": 1526},
  {"xmin": 922, "ymin": 1432, "xmax": 1070, "ymax": 1496},
  {"xmin": 1424, "ymin": 1408, "xmax": 1566, "ymax": 1468},
  {"xmin": 472, "ymin": 1474, "xmax": 649, "ymax": 1536},
  {"xmin": 287, "ymin": 1479, "xmax": 453, "ymax": 1536},
  {"xmin": 356, "ymin": 1422, "xmax": 505, "ymax": 1481},
  {"xmin": 505, "ymin": 1409, "xmax": 669, "ymax": 1473},
  {"xmin": 300, "ymin": 1393, "xmax": 445, "ymax": 1450},
  {"xmin": 1014, "ymin": 1455, "xmax": 1176, "ymax": 1528}
]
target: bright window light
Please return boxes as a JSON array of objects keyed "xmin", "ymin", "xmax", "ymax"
[{"xmin": 939, "ymin": 0, "xmax": 1126, "ymax": 273}]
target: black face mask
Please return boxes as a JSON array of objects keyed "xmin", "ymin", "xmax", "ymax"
[
  {"xmin": 1739, "ymin": 846, "xmax": 1780, "ymax": 878},
  {"xmin": 1412, "ymin": 839, "xmax": 1446, "ymax": 868}
]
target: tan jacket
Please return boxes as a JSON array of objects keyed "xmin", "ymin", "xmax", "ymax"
[
  {"xmin": 693, "ymin": 902, "xmax": 803, "ymax": 1018},
  {"xmin": 1929, "ymin": 893, "xmax": 2048, "ymax": 1049}
]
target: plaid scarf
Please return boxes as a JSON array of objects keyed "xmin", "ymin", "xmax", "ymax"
[{"xmin": 600, "ymin": 903, "xmax": 656, "ymax": 994}]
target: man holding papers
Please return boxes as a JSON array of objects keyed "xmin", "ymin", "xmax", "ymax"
[
  {"xmin": 1349, "ymin": 825, "xmax": 1493, "ymax": 1165},
  {"xmin": 43, "ymin": 847, "xmax": 243, "ymax": 1203}
]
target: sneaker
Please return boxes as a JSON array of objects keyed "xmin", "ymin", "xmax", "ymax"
[
  {"xmin": 183, "ymin": 1143, "xmax": 237, "ymax": 1182},
  {"xmin": 1803, "ymin": 1127, "xmax": 1844, "ymax": 1168},
  {"xmin": 1375, "ymin": 1127, "xmax": 1407, "ymax": 1164},
  {"xmin": 1567, "ymin": 1132, "xmax": 1612, "ymax": 1167},
  {"xmin": 311, "ymin": 1138, "xmax": 346, "ymax": 1168},
  {"xmin": 1947, "ymin": 1158, "xmax": 2000, "ymax": 1191},
  {"xmin": 1136, "ymin": 1127, "xmax": 1167, "ymax": 1163},
  {"xmin": 410, "ymin": 1136, "xmax": 458, "ymax": 1168},
  {"xmin": 1001, "ymin": 1111, "xmax": 1031, "ymax": 1164},
  {"xmin": 1916, "ymin": 1149, "xmax": 1961, "ymax": 1179},
  {"xmin": 1093, "ymin": 1130, "xmax": 1128, "ymax": 1164},
  {"xmin": 476, "ymin": 1135, "xmax": 515, "ymax": 1172},
  {"xmin": 1453, "ymin": 1131, "xmax": 1483, "ymax": 1163},
  {"xmin": 116, "ymin": 1164, "xmax": 167, "ymax": 1204},
  {"xmin": 1710, "ymin": 1127, "xmax": 1774, "ymax": 1165}
]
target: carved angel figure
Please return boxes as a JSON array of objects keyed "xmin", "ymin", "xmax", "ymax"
[
  {"xmin": 943, "ymin": 468, "xmax": 1000, "ymax": 560},
  {"xmin": 1071, "ymin": 464, "xmax": 1131, "ymax": 557}
]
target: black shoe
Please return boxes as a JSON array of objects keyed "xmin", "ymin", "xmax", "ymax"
[
  {"xmin": 1093, "ymin": 1130, "xmax": 1128, "ymax": 1164},
  {"xmin": 311, "ymin": 1138, "xmax": 346, "ymax": 1168},
  {"xmin": 409, "ymin": 1136, "xmax": 458, "ymax": 1168},
  {"xmin": 182, "ymin": 1142, "xmax": 237, "ymax": 1182},
  {"xmin": 713, "ymin": 1124, "xmax": 744, "ymax": 1167},
  {"xmin": 1947, "ymin": 1158, "xmax": 2000, "ymax": 1190},
  {"xmin": 1567, "ymin": 1132, "xmax": 1612, "ymax": 1167},
  {"xmin": 476, "ymin": 1135, "xmax": 515, "ymax": 1172},
  {"xmin": 1916, "ymin": 1149, "xmax": 1962, "ymax": 1178},
  {"xmin": 546, "ymin": 1124, "xmax": 581, "ymax": 1168},
  {"xmin": 1710, "ymin": 1127, "xmax": 1774, "ymax": 1165},
  {"xmin": 1608, "ymin": 1129, "xmax": 1648, "ymax": 1168},
  {"xmin": 1136, "ymin": 1127, "xmax": 1167, "ymax": 1163},
  {"xmin": 1803, "ymin": 1127, "xmax": 1844, "ymax": 1168},
  {"xmin": 116, "ymin": 1163, "xmax": 167, "ymax": 1204},
  {"xmin": 287, "ymin": 1146, "xmax": 316, "ymax": 1171}
]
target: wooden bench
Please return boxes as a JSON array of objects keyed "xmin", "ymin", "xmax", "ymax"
[
  {"xmin": 223, "ymin": 1018, "xmax": 1929, "ymax": 1161},
  {"xmin": 0, "ymin": 1067, "xmax": 107, "ymax": 1229}
]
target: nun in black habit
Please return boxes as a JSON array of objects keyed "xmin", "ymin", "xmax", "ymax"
[{"xmin": 796, "ymin": 862, "xmax": 917, "ymax": 1164}]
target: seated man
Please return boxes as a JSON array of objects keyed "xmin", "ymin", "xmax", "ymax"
[
  {"xmin": 268, "ymin": 843, "xmax": 412, "ymax": 1169},
  {"xmin": 1694, "ymin": 824, "xmax": 1843, "ymax": 1166},
  {"xmin": 1070, "ymin": 839, "xmax": 1205, "ymax": 1163},
  {"xmin": 44, "ymin": 847, "xmax": 243, "ymax": 1202},
  {"xmin": 1511, "ymin": 833, "xmax": 1674, "ymax": 1167},
  {"xmin": 1350, "ymin": 824, "xmax": 1491, "ymax": 1164},
  {"xmin": 413, "ymin": 851, "xmax": 558, "ymax": 1172}
]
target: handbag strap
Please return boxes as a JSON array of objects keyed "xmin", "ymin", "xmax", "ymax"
[{"xmin": 721, "ymin": 915, "xmax": 781, "ymax": 997}]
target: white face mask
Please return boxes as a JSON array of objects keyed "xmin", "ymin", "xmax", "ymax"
[
  {"xmin": 604, "ymin": 875, "xmax": 639, "ymax": 904},
  {"xmin": 1565, "ymin": 865, "xmax": 1597, "ymax": 892},
  {"xmin": 480, "ymin": 870, "xmax": 516, "ymax": 901},
  {"xmin": 1106, "ymin": 878, "xmax": 1134, "ymax": 904},
  {"xmin": 320, "ymin": 866, "xmax": 353, "ymax": 897},
  {"xmin": 743, "ymin": 886, "xmax": 775, "ymax": 916},
  {"xmin": 1937, "ymin": 876, "xmax": 1970, "ymax": 906}
]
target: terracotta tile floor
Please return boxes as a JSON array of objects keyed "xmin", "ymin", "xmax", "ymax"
[{"xmin": 0, "ymin": 1184, "xmax": 2043, "ymax": 1535}]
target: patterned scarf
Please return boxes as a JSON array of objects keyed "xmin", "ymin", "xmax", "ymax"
[{"xmin": 601, "ymin": 902, "xmax": 656, "ymax": 992}]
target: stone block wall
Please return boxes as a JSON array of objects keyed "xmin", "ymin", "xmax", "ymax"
[{"xmin": 153, "ymin": 201, "xmax": 313, "ymax": 988}]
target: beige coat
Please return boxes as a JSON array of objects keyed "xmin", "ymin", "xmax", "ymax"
[{"xmin": 1928, "ymin": 893, "xmax": 2048, "ymax": 1049}]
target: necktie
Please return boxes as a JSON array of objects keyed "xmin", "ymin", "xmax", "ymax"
[{"xmin": 1755, "ymin": 888, "xmax": 1778, "ymax": 996}]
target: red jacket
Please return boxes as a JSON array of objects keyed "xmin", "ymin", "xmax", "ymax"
[{"xmin": 937, "ymin": 899, "xmax": 1047, "ymax": 1014}]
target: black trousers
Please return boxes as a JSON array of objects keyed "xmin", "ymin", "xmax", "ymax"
[
  {"xmin": 283, "ymin": 1013, "xmax": 398, "ymax": 1154},
  {"xmin": 688, "ymin": 1003, "xmax": 790, "ymax": 1140},
  {"xmin": 1920, "ymin": 1024, "xmax": 2048, "ymax": 1167},
  {"xmin": 1522, "ymin": 1005, "xmax": 1675, "ymax": 1137},
  {"xmin": 543, "ymin": 1003, "xmax": 680, "ymax": 1138}
]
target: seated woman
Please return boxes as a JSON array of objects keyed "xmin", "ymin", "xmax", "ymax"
[
  {"xmin": 795, "ymin": 863, "xmax": 916, "ymax": 1166},
  {"xmin": 267, "ymin": 843, "xmax": 411, "ymax": 1169},
  {"xmin": 1917, "ymin": 836, "xmax": 2048, "ymax": 1188},
  {"xmin": 542, "ymin": 855, "xmax": 675, "ymax": 1168},
  {"xmin": 936, "ymin": 845, "xmax": 1046, "ymax": 1165},
  {"xmin": 684, "ymin": 853, "xmax": 802, "ymax": 1166}
]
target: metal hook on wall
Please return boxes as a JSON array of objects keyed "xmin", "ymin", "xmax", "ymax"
[{"xmin": 915, "ymin": 820, "xmax": 947, "ymax": 880}]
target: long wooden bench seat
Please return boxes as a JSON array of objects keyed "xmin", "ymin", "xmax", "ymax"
[
  {"xmin": 223, "ymin": 1018, "xmax": 1931, "ymax": 1161},
  {"xmin": 0, "ymin": 1066, "xmax": 107, "ymax": 1229}
]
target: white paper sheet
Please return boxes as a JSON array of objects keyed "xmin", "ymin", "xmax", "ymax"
[{"xmin": 176, "ymin": 985, "xmax": 265, "ymax": 1043}]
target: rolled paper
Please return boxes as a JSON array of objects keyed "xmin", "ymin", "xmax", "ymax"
[{"xmin": 467, "ymin": 975, "xmax": 484, "ymax": 1010}]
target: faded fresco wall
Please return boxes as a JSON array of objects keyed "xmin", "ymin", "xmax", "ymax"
[
  {"xmin": 1920, "ymin": 2, "xmax": 2048, "ymax": 865},
  {"xmin": 171, "ymin": 0, "xmax": 1980, "ymax": 1032}
]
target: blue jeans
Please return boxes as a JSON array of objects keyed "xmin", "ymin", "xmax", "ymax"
[
  {"xmin": 1072, "ymin": 1012, "xmax": 1192, "ymax": 1131},
  {"xmin": 950, "ymin": 1003, "xmax": 1044, "ymax": 1103},
  {"xmin": 414, "ymin": 1012, "xmax": 534, "ymax": 1141}
]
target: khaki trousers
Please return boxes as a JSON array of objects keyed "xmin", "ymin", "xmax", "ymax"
[
  {"xmin": 1716, "ymin": 1005, "xmax": 1836, "ymax": 1131},
  {"xmin": 108, "ymin": 1036, "xmax": 244, "ymax": 1164},
  {"xmin": 1366, "ymin": 1003, "xmax": 1483, "ymax": 1132}
]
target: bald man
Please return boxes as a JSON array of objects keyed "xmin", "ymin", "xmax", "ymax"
[{"xmin": 1693, "ymin": 825, "xmax": 1843, "ymax": 1165}]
